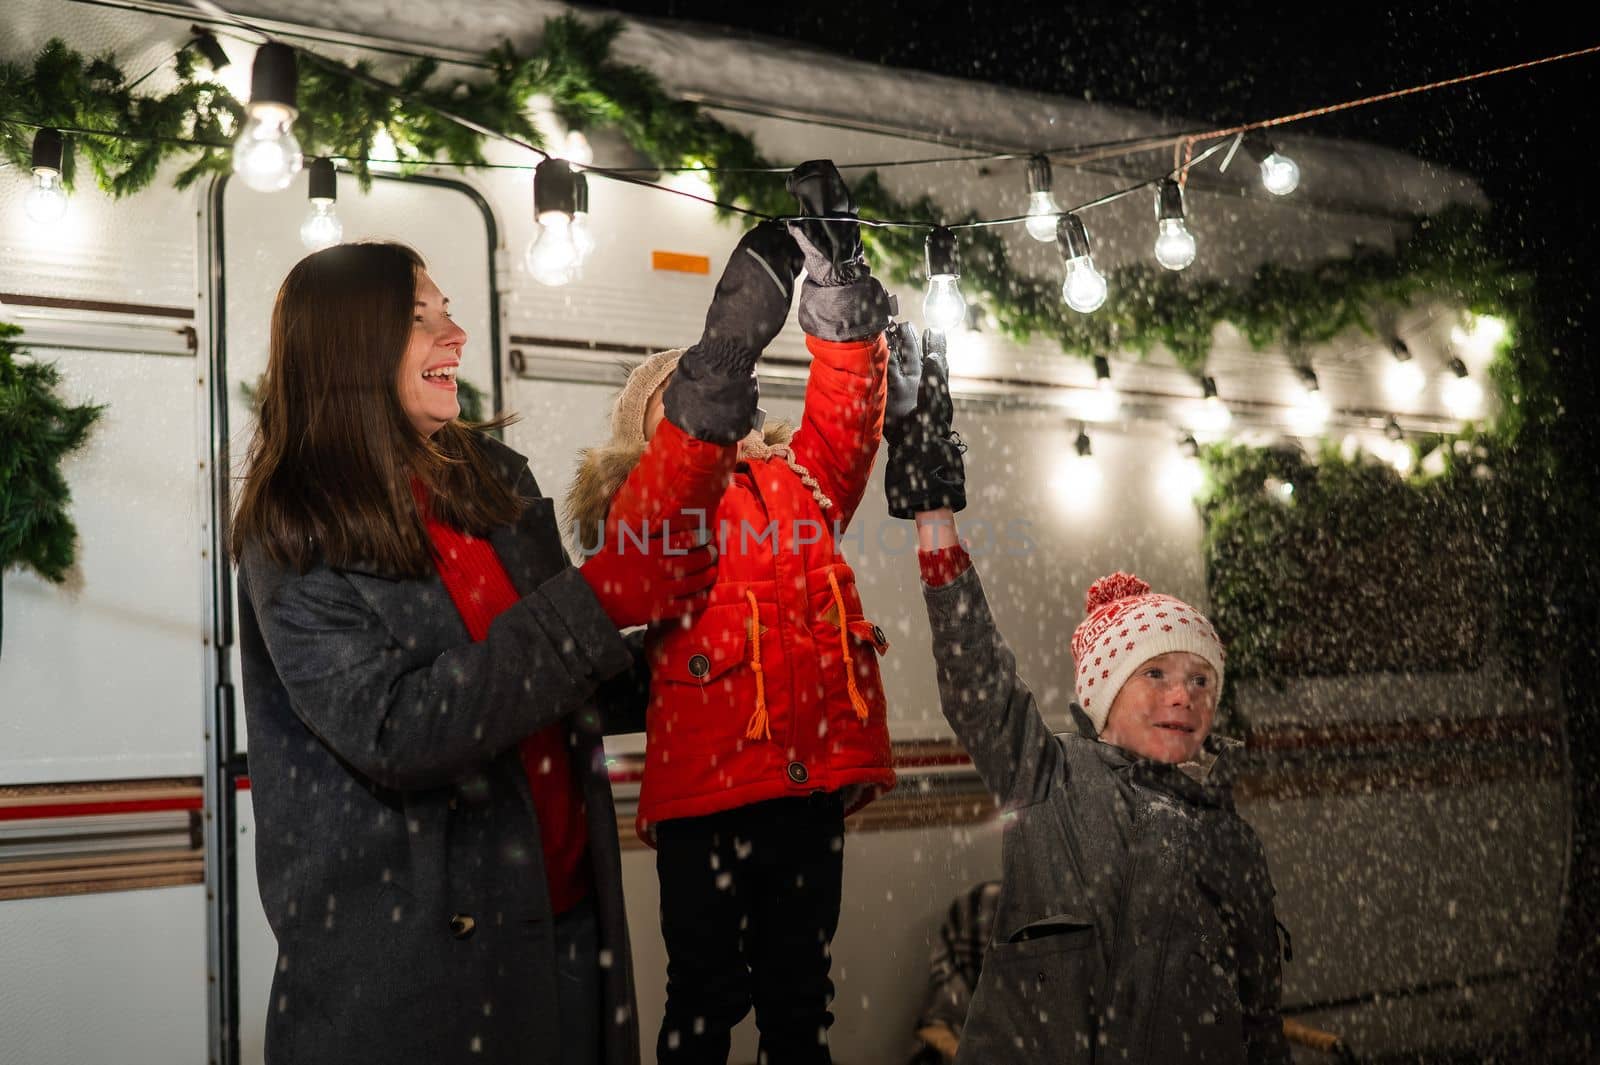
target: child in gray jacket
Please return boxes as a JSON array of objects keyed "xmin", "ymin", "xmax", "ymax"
[{"xmin": 881, "ymin": 327, "xmax": 1290, "ymax": 1065}]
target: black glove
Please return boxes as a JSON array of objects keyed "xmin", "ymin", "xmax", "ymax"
[
  {"xmin": 664, "ymin": 221, "xmax": 803, "ymax": 443},
  {"xmin": 884, "ymin": 327, "xmax": 967, "ymax": 519},
  {"xmin": 786, "ymin": 160, "xmax": 893, "ymax": 341}
]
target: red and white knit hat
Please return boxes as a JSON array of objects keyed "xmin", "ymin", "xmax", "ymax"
[{"xmin": 1070, "ymin": 572, "xmax": 1226, "ymax": 733}]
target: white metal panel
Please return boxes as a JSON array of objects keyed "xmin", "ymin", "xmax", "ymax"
[
  {"xmin": 0, "ymin": 885, "xmax": 208, "ymax": 1065},
  {"xmin": 0, "ymin": 345, "xmax": 207, "ymax": 783}
]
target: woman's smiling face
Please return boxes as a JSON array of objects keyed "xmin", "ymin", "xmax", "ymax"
[
  {"xmin": 1098, "ymin": 651, "xmax": 1218, "ymax": 763},
  {"xmin": 396, "ymin": 269, "xmax": 467, "ymax": 437}
]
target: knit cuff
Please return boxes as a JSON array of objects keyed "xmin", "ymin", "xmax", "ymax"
[{"xmin": 919, "ymin": 543, "xmax": 973, "ymax": 588}]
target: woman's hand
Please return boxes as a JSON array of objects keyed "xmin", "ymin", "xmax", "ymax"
[
  {"xmin": 785, "ymin": 159, "xmax": 893, "ymax": 341},
  {"xmin": 884, "ymin": 327, "xmax": 967, "ymax": 519},
  {"xmin": 579, "ymin": 529, "xmax": 718, "ymax": 628}
]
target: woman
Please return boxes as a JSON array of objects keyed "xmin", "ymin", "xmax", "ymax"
[
  {"xmin": 881, "ymin": 328, "xmax": 1290, "ymax": 1064},
  {"xmin": 231, "ymin": 242, "xmax": 716, "ymax": 1065}
]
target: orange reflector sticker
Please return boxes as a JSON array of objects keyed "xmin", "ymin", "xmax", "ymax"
[{"xmin": 652, "ymin": 251, "xmax": 711, "ymax": 274}]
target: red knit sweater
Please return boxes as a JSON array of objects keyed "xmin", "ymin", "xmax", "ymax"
[{"xmin": 415, "ymin": 484, "xmax": 591, "ymax": 915}]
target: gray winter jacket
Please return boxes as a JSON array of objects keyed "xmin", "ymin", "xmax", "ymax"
[
  {"xmin": 925, "ymin": 566, "xmax": 1290, "ymax": 1065},
  {"xmin": 237, "ymin": 435, "xmax": 645, "ymax": 1065}
]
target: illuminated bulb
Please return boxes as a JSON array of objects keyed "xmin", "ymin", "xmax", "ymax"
[
  {"xmin": 24, "ymin": 131, "xmax": 68, "ymax": 223},
  {"xmin": 1259, "ymin": 152, "xmax": 1300, "ymax": 196},
  {"xmin": 1243, "ymin": 132, "xmax": 1300, "ymax": 196},
  {"xmin": 300, "ymin": 199, "xmax": 341, "ymax": 250},
  {"xmin": 1390, "ymin": 442, "xmax": 1415, "ymax": 475},
  {"xmin": 526, "ymin": 213, "xmax": 581, "ymax": 287},
  {"xmin": 1265, "ymin": 477, "xmax": 1295, "ymax": 503},
  {"xmin": 299, "ymin": 158, "xmax": 342, "ymax": 251},
  {"xmin": 1451, "ymin": 313, "xmax": 1508, "ymax": 363},
  {"xmin": 232, "ymin": 44, "xmax": 302, "ymax": 192},
  {"xmin": 1160, "ymin": 448, "xmax": 1207, "ymax": 502},
  {"xmin": 525, "ymin": 158, "xmax": 583, "ymax": 287},
  {"xmin": 1153, "ymin": 179, "xmax": 1197, "ymax": 271},
  {"xmin": 570, "ymin": 171, "xmax": 596, "ymax": 265},
  {"xmin": 1056, "ymin": 214, "xmax": 1107, "ymax": 313},
  {"xmin": 1193, "ymin": 376, "xmax": 1233, "ymax": 435},
  {"xmin": 1081, "ymin": 355, "xmax": 1120, "ymax": 421},
  {"xmin": 1022, "ymin": 155, "xmax": 1061, "ymax": 242},
  {"xmin": 923, "ymin": 227, "xmax": 967, "ymax": 332},
  {"xmin": 1442, "ymin": 358, "xmax": 1483, "ymax": 419},
  {"xmin": 1289, "ymin": 367, "xmax": 1329, "ymax": 436},
  {"xmin": 1056, "ymin": 427, "xmax": 1102, "ymax": 499},
  {"xmin": 1384, "ymin": 338, "xmax": 1426, "ymax": 401}
]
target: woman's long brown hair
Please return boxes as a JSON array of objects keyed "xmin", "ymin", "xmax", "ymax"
[{"xmin": 230, "ymin": 241, "xmax": 523, "ymax": 576}]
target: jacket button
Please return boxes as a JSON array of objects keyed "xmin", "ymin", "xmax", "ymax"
[
  {"xmin": 871, "ymin": 624, "xmax": 886, "ymax": 645},
  {"xmin": 786, "ymin": 761, "xmax": 809, "ymax": 784},
  {"xmin": 448, "ymin": 914, "xmax": 476, "ymax": 939},
  {"xmin": 687, "ymin": 654, "xmax": 710, "ymax": 679}
]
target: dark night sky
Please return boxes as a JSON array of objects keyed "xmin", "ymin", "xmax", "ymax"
[{"xmin": 585, "ymin": 0, "xmax": 1600, "ymax": 1050}]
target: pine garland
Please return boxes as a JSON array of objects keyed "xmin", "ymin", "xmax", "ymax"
[
  {"xmin": 2, "ymin": 15, "xmax": 1571, "ymax": 691},
  {"xmin": 0, "ymin": 323, "xmax": 105, "ymax": 656}
]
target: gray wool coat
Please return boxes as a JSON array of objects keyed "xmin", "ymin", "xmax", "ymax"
[
  {"xmin": 925, "ymin": 566, "xmax": 1290, "ymax": 1065},
  {"xmin": 237, "ymin": 435, "xmax": 645, "ymax": 1065}
]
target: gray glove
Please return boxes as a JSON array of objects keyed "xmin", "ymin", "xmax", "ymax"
[
  {"xmin": 785, "ymin": 160, "xmax": 893, "ymax": 341},
  {"xmin": 664, "ymin": 221, "xmax": 803, "ymax": 443}
]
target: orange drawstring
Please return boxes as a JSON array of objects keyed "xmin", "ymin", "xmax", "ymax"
[
  {"xmin": 743, "ymin": 590, "xmax": 770, "ymax": 742},
  {"xmin": 827, "ymin": 571, "xmax": 872, "ymax": 725}
]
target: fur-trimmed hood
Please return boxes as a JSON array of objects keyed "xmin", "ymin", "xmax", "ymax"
[{"xmin": 564, "ymin": 418, "xmax": 797, "ymax": 551}]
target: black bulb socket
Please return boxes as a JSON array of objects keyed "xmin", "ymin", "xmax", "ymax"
[
  {"xmin": 1026, "ymin": 154, "xmax": 1053, "ymax": 195},
  {"xmin": 1093, "ymin": 355, "xmax": 1111, "ymax": 383},
  {"xmin": 307, "ymin": 157, "xmax": 337, "ymax": 201},
  {"xmin": 31, "ymin": 128, "xmax": 64, "ymax": 174},
  {"xmin": 1201, "ymin": 375, "xmax": 1220, "ymax": 400},
  {"xmin": 1056, "ymin": 213, "xmax": 1093, "ymax": 261},
  {"xmin": 534, "ymin": 157, "xmax": 578, "ymax": 219},
  {"xmin": 1156, "ymin": 178, "xmax": 1186, "ymax": 222},
  {"xmin": 1242, "ymin": 131, "xmax": 1279, "ymax": 165},
  {"xmin": 249, "ymin": 42, "xmax": 298, "ymax": 112},
  {"xmin": 573, "ymin": 170, "xmax": 589, "ymax": 215},
  {"xmin": 1074, "ymin": 429, "xmax": 1093, "ymax": 458},
  {"xmin": 925, "ymin": 226, "xmax": 960, "ymax": 279},
  {"xmin": 190, "ymin": 27, "xmax": 231, "ymax": 71}
]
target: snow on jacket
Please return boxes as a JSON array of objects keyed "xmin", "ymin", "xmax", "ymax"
[
  {"xmin": 566, "ymin": 333, "xmax": 896, "ymax": 842},
  {"xmin": 238, "ymin": 435, "xmax": 646, "ymax": 1065},
  {"xmin": 924, "ymin": 565, "xmax": 1291, "ymax": 1065}
]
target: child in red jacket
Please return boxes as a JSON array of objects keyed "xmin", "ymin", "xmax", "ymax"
[{"xmin": 565, "ymin": 162, "xmax": 896, "ymax": 1065}]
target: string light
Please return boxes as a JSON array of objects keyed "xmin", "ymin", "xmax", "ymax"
[
  {"xmin": 1055, "ymin": 423, "xmax": 1103, "ymax": 500},
  {"xmin": 1056, "ymin": 213, "xmax": 1107, "ymax": 313},
  {"xmin": 1153, "ymin": 179, "xmax": 1197, "ymax": 271},
  {"xmin": 189, "ymin": 28, "xmax": 231, "ymax": 72},
  {"xmin": 299, "ymin": 157, "xmax": 342, "ymax": 251},
  {"xmin": 526, "ymin": 158, "xmax": 582, "ymax": 287},
  {"xmin": 1289, "ymin": 365, "xmax": 1330, "ymax": 435},
  {"xmin": 1023, "ymin": 155, "xmax": 1061, "ymax": 243},
  {"xmin": 570, "ymin": 169, "xmax": 596, "ymax": 266},
  {"xmin": 1242, "ymin": 132, "xmax": 1300, "ymax": 196},
  {"xmin": 23, "ymin": 128, "xmax": 68, "ymax": 223},
  {"xmin": 562, "ymin": 130, "xmax": 594, "ymax": 167},
  {"xmin": 1384, "ymin": 416, "xmax": 1415, "ymax": 474},
  {"xmin": 1160, "ymin": 434, "xmax": 1207, "ymax": 501},
  {"xmin": 1451, "ymin": 312, "xmax": 1507, "ymax": 363},
  {"xmin": 233, "ymin": 42, "xmax": 303, "ymax": 192},
  {"xmin": 1384, "ymin": 337, "xmax": 1426, "ymax": 401},
  {"xmin": 1442, "ymin": 356, "xmax": 1484, "ymax": 418},
  {"xmin": 1193, "ymin": 375, "xmax": 1233, "ymax": 435},
  {"xmin": 1082, "ymin": 355, "xmax": 1120, "ymax": 421},
  {"xmin": 923, "ymin": 226, "xmax": 966, "ymax": 333}
]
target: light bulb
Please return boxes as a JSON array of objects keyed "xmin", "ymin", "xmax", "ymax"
[
  {"xmin": 233, "ymin": 104, "xmax": 302, "ymax": 192},
  {"xmin": 923, "ymin": 277, "xmax": 966, "ymax": 333},
  {"xmin": 1159, "ymin": 452, "xmax": 1207, "ymax": 502},
  {"xmin": 24, "ymin": 169, "xmax": 68, "ymax": 223},
  {"xmin": 1389, "ymin": 441, "xmax": 1415, "ymax": 475},
  {"xmin": 1061, "ymin": 256, "xmax": 1108, "ymax": 313},
  {"xmin": 1194, "ymin": 394, "xmax": 1232, "ymax": 434},
  {"xmin": 571, "ymin": 212, "xmax": 596, "ymax": 264},
  {"xmin": 1259, "ymin": 152, "xmax": 1300, "ymax": 196},
  {"xmin": 1442, "ymin": 371, "xmax": 1483, "ymax": 419},
  {"xmin": 1154, "ymin": 218, "xmax": 1197, "ymax": 271},
  {"xmin": 1024, "ymin": 190, "xmax": 1061, "ymax": 242},
  {"xmin": 526, "ymin": 212, "xmax": 581, "ymax": 287},
  {"xmin": 1385, "ymin": 356, "xmax": 1425, "ymax": 401},
  {"xmin": 299, "ymin": 198, "xmax": 342, "ymax": 250}
]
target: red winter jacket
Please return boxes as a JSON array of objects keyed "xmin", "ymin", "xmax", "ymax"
[{"xmin": 605, "ymin": 335, "xmax": 896, "ymax": 842}]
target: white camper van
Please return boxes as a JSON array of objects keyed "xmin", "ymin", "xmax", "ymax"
[{"xmin": 0, "ymin": 2, "xmax": 1568, "ymax": 1063}]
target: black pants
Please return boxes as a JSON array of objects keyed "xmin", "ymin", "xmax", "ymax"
[{"xmin": 654, "ymin": 793, "xmax": 846, "ymax": 1065}]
